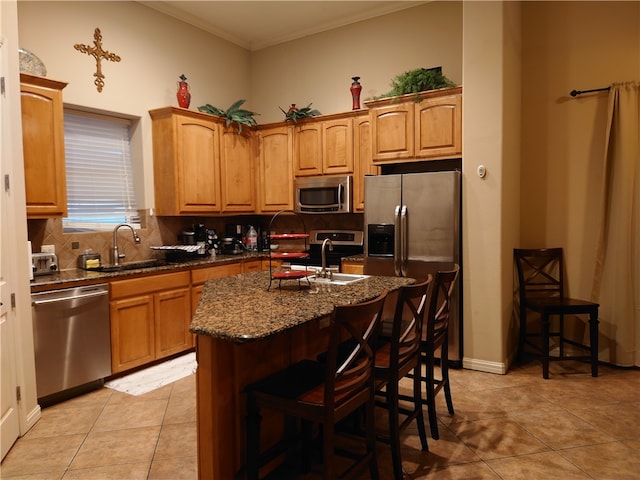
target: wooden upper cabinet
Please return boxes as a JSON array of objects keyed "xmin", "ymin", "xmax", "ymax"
[
  {"xmin": 415, "ymin": 92, "xmax": 462, "ymax": 158},
  {"xmin": 322, "ymin": 117, "xmax": 354, "ymax": 175},
  {"xmin": 368, "ymin": 86, "xmax": 462, "ymax": 163},
  {"xmin": 353, "ymin": 113, "xmax": 379, "ymax": 212},
  {"xmin": 370, "ymin": 103, "xmax": 414, "ymax": 161},
  {"xmin": 294, "ymin": 116, "xmax": 354, "ymax": 177},
  {"xmin": 150, "ymin": 107, "xmax": 221, "ymax": 215},
  {"xmin": 257, "ymin": 125, "xmax": 293, "ymax": 213},
  {"xmin": 20, "ymin": 73, "xmax": 68, "ymax": 218},
  {"xmin": 220, "ymin": 126, "xmax": 256, "ymax": 213},
  {"xmin": 293, "ymin": 121, "xmax": 322, "ymax": 176}
]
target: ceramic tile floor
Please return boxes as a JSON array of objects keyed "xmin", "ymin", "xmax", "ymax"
[{"xmin": 1, "ymin": 359, "xmax": 639, "ymax": 479}]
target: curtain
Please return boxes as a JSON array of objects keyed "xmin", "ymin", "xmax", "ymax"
[{"xmin": 591, "ymin": 81, "xmax": 640, "ymax": 367}]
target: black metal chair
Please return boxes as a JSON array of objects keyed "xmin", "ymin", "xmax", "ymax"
[
  {"xmin": 245, "ymin": 290, "xmax": 388, "ymax": 480},
  {"xmin": 513, "ymin": 248, "xmax": 599, "ymax": 379}
]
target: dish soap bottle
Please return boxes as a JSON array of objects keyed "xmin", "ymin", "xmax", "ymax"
[{"xmin": 246, "ymin": 225, "xmax": 258, "ymax": 252}]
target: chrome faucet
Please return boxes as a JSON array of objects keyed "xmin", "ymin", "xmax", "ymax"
[
  {"xmin": 112, "ymin": 223, "xmax": 141, "ymax": 266},
  {"xmin": 320, "ymin": 238, "xmax": 334, "ymax": 278}
]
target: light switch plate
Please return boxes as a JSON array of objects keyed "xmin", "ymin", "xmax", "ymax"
[{"xmin": 41, "ymin": 244, "xmax": 55, "ymax": 254}]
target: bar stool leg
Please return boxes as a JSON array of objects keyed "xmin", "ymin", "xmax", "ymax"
[
  {"xmin": 542, "ymin": 313, "xmax": 550, "ymax": 379},
  {"xmin": 590, "ymin": 308, "xmax": 599, "ymax": 377}
]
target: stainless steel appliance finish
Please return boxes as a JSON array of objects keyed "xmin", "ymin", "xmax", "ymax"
[
  {"xmin": 287, "ymin": 229, "xmax": 364, "ymax": 270},
  {"xmin": 31, "ymin": 252, "xmax": 58, "ymax": 276},
  {"xmin": 294, "ymin": 175, "xmax": 352, "ymax": 214},
  {"xmin": 364, "ymin": 171, "xmax": 462, "ymax": 365},
  {"xmin": 31, "ymin": 284, "xmax": 111, "ymax": 400}
]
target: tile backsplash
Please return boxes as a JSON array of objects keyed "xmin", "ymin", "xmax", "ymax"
[{"xmin": 28, "ymin": 211, "xmax": 364, "ymax": 270}]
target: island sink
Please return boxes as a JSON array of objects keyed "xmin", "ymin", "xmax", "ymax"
[{"xmin": 306, "ymin": 273, "xmax": 369, "ymax": 285}]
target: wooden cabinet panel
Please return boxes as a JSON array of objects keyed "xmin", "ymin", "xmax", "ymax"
[
  {"xmin": 353, "ymin": 114, "xmax": 378, "ymax": 212},
  {"xmin": 191, "ymin": 263, "xmax": 242, "ymax": 285},
  {"xmin": 155, "ymin": 287, "xmax": 193, "ymax": 357},
  {"xmin": 110, "ymin": 295, "xmax": 155, "ymax": 372},
  {"xmin": 242, "ymin": 259, "xmax": 262, "ymax": 273},
  {"xmin": 191, "ymin": 263, "xmax": 243, "ymax": 314},
  {"xmin": 341, "ymin": 260, "xmax": 364, "ymax": 274},
  {"xmin": 293, "ymin": 122, "xmax": 323, "ymax": 176},
  {"xmin": 322, "ymin": 118, "xmax": 354, "ymax": 175},
  {"xmin": 294, "ymin": 117, "xmax": 355, "ymax": 177},
  {"xmin": 368, "ymin": 87, "xmax": 462, "ymax": 163},
  {"xmin": 110, "ymin": 271, "xmax": 191, "ymax": 373},
  {"xmin": 220, "ymin": 127, "xmax": 256, "ymax": 212},
  {"xmin": 150, "ymin": 107, "xmax": 221, "ymax": 215},
  {"xmin": 257, "ymin": 125, "xmax": 293, "ymax": 213},
  {"xmin": 370, "ymin": 104, "xmax": 414, "ymax": 161},
  {"xmin": 415, "ymin": 93, "xmax": 462, "ymax": 158},
  {"xmin": 20, "ymin": 74, "xmax": 68, "ymax": 218}
]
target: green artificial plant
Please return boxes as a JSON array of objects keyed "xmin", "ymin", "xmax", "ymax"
[
  {"xmin": 198, "ymin": 99, "xmax": 259, "ymax": 133},
  {"xmin": 377, "ymin": 67, "xmax": 456, "ymax": 101},
  {"xmin": 279, "ymin": 103, "xmax": 321, "ymax": 123}
]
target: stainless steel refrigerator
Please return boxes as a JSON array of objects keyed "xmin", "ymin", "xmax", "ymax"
[{"xmin": 364, "ymin": 171, "xmax": 462, "ymax": 365}]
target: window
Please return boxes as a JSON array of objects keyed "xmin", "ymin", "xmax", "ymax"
[{"xmin": 63, "ymin": 110, "xmax": 140, "ymax": 232}]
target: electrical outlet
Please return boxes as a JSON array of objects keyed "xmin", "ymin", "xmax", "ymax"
[{"xmin": 41, "ymin": 244, "xmax": 55, "ymax": 254}]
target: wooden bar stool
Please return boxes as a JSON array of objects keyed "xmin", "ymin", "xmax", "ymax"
[
  {"xmin": 245, "ymin": 290, "xmax": 388, "ymax": 480},
  {"xmin": 401, "ymin": 265, "xmax": 459, "ymax": 440},
  {"xmin": 374, "ymin": 278, "xmax": 432, "ymax": 480}
]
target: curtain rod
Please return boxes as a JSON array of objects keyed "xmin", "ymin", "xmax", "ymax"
[{"xmin": 570, "ymin": 86, "xmax": 610, "ymax": 97}]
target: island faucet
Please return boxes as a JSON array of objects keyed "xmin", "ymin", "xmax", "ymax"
[
  {"xmin": 320, "ymin": 238, "xmax": 334, "ymax": 278},
  {"xmin": 112, "ymin": 223, "xmax": 141, "ymax": 266}
]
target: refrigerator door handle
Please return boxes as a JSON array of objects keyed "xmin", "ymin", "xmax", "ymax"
[
  {"xmin": 400, "ymin": 205, "xmax": 408, "ymax": 276},
  {"xmin": 394, "ymin": 205, "xmax": 402, "ymax": 276}
]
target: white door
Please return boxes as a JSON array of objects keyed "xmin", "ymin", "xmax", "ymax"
[{"xmin": 0, "ymin": 33, "xmax": 22, "ymax": 461}]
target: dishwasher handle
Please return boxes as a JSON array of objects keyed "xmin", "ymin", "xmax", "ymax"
[{"xmin": 32, "ymin": 289, "xmax": 108, "ymax": 306}]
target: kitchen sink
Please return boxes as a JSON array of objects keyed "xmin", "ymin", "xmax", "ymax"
[
  {"xmin": 307, "ymin": 273, "xmax": 369, "ymax": 286},
  {"xmin": 97, "ymin": 259, "xmax": 166, "ymax": 272}
]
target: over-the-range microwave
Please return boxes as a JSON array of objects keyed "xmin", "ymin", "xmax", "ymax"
[{"xmin": 294, "ymin": 175, "xmax": 352, "ymax": 214}]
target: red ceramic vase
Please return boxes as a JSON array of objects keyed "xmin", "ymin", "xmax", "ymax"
[
  {"xmin": 177, "ymin": 75, "xmax": 191, "ymax": 108},
  {"xmin": 350, "ymin": 76, "xmax": 362, "ymax": 110}
]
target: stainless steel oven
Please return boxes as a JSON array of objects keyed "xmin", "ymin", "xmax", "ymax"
[{"xmin": 294, "ymin": 175, "xmax": 352, "ymax": 214}]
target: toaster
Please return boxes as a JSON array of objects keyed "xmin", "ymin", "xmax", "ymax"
[{"xmin": 32, "ymin": 252, "xmax": 59, "ymax": 276}]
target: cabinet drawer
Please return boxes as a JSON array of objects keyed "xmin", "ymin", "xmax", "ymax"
[
  {"xmin": 110, "ymin": 271, "xmax": 190, "ymax": 299},
  {"xmin": 192, "ymin": 263, "xmax": 242, "ymax": 285}
]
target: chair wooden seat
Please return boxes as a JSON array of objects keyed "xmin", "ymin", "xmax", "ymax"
[
  {"xmin": 514, "ymin": 248, "xmax": 599, "ymax": 379},
  {"xmin": 245, "ymin": 291, "xmax": 388, "ymax": 480}
]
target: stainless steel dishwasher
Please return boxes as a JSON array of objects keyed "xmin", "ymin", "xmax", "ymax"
[{"xmin": 31, "ymin": 283, "xmax": 111, "ymax": 401}]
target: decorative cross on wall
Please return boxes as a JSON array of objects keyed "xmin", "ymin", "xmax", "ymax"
[{"xmin": 74, "ymin": 28, "xmax": 121, "ymax": 93}]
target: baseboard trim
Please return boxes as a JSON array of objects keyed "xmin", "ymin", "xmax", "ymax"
[
  {"xmin": 462, "ymin": 357, "xmax": 507, "ymax": 374},
  {"xmin": 22, "ymin": 403, "xmax": 41, "ymax": 436}
]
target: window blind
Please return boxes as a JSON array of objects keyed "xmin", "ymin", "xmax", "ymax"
[{"xmin": 63, "ymin": 110, "xmax": 140, "ymax": 231}]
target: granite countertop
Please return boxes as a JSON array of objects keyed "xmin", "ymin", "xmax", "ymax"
[
  {"xmin": 30, "ymin": 252, "xmax": 268, "ymax": 291},
  {"xmin": 190, "ymin": 270, "xmax": 413, "ymax": 343}
]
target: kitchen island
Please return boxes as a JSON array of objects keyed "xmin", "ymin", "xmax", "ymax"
[{"xmin": 190, "ymin": 270, "xmax": 413, "ymax": 480}]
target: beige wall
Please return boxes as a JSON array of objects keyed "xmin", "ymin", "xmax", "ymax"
[
  {"xmin": 521, "ymin": 2, "xmax": 639, "ymax": 300},
  {"xmin": 250, "ymin": 1, "xmax": 463, "ymax": 123},
  {"xmin": 17, "ymin": 1, "xmax": 251, "ymax": 209},
  {"xmin": 461, "ymin": 2, "xmax": 522, "ymax": 371}
]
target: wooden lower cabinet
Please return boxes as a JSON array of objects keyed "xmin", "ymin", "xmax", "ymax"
[
  {"xmin": 110, "ymin": 271, "xmax": 191, "ymax": 373},
  {"xmin": 191, "ymin": 263, "xmax": 243, "ymax": 314},
  {"xmin": 341, "ymin": 259, "xmax": 364, "ymax": 274}
]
